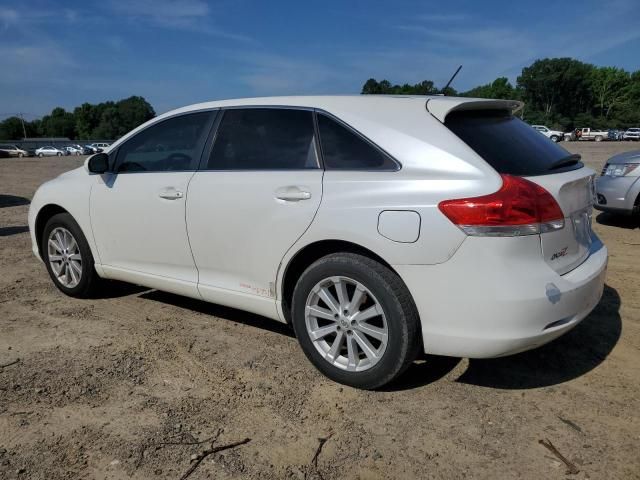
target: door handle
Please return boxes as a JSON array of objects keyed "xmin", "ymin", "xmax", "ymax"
[
  {"xmin": 158, "ymin": 188, "xmax": 184, "ymax": 200},
  {"xmin": 275, "ymin": 186, "xmax": 312, "ymax": 202}
]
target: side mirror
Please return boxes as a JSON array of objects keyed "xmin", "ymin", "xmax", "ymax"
[{"xmin": 87, "ymin": 153, "xmax": 109, "ymax": 174}]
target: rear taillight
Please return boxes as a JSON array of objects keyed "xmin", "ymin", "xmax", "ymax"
[{"xmin": 438, "ymin": 174, "xmax": 565, "ymax": 236}]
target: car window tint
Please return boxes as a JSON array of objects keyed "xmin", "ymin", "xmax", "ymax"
[
  {"xmin": 445, "ymin": 110, "xmax": 582, "ymax": 176},
  {"xmin": 317, "ymin": 114, "xmax": 397, "ymax": 170},
  {"xmin": 115, "ymin": 111, "xmax": 213, "ymax": 173},
  {"xmin": 207, "ymin": 108, "xmax": 318, "ymax": 170}
]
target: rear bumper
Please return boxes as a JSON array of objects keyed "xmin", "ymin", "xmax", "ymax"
[
  {"xmin": 395, "ymin": 234, "xmax": 607, "ymax": 358},
  {"xmin": 595, "ymin": 175, "xmax": 640, "ymax": 213}
]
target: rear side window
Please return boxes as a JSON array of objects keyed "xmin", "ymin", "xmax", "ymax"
[
  {"xmin": 317, "ymin": 114, "xmax": 398, "ymax": 170},
  {"xmin": 445, "ymin": 110, "xmax": 582, "ymax": 176},
  {"xmin": 115, "ymin": 111, "xmax": 214, "ymax": 173},
  {"xmin": 207, "ymin": 108, "xmax": 318, "ymax": 170}
]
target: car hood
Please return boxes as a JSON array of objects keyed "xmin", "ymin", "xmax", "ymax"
[{"xmin": 607, "ymin": 150, "xmax": 640, "ymax": 165}]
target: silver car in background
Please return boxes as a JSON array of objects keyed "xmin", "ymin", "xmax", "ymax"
[
  {"xmin": 623, "ymin": 128, "xmax": 640, "ymax": 141},
  {"xmin": 35, "ymin": 146, "xmax": 65, "ymax": 157},
  {"xmin": 595, "ymin": 150, "xmax": 640, "ymax": 215}
]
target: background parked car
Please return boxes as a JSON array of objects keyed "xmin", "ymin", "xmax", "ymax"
[
  {"xmin": 576, "ymin": 127, "xmax": 609, "ymax": 141},
  {"xmin": 531, "ymin": 125, "xmax": 564, "ymax": 142},
  {"xmin": 0, "ymin": 144, "xmax": 29, "ymax": 157},
  {"xmin": 35, "ymin": 146, "xmax": 64, "ymax": 157},
  {"xmin": 595, "ymin": 150, "xmax": 640, "ymax": 215},
  {"xmin": 608, "ymin": 129, "xmax": 624, "ymax": 141},
  {"xmin": 89, "ymin": 142, "xmax": 110, "ymax": 152},
  {"xmin": 63, "ymin": 145, "xmax": 83, "ymax": 156},
  {"xmin": 83, "ymin": 145, "xmax": 98, "ymax": 154},
  {"xmin": 623, "ymin": 128, "xmax": 640, "ymax": 141}
]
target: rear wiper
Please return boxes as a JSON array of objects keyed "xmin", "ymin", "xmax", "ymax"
[{"xmin": 548, "ymin": 154, "xmax": 582, "ymax": 171}]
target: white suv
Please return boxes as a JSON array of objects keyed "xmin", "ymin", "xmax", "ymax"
[
  {"xmin": 623, "ymin": 128, "xmax": 640, "ymax": 141},
  {"xmin": 28, "ymin": 96, "xmax": 607, "ymax": 389},
  {"xmin": 531, "ymin": 125, "xmax": 564, "ymax": 142}
]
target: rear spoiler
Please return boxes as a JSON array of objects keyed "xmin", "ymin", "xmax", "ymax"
[{"xmin": 426, "ymin": 97, "xmax": 524, "ymax": 122}]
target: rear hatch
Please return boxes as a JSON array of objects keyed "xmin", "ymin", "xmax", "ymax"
[{"xmin": 443, "ymin": 108, "xmax": 595, "ymax": 275}]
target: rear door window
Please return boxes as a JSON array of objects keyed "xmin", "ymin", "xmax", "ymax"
[
  {"xmin": 317, "ymin": 114, "xmax": 398, "ymax": 170},
  {"xmin": 445, "ymin": 110, "xmax": 582, "ymax": 176},
  {"xmin": 207, "ymin": 108, "xmax": 318, "ymax": 170}
]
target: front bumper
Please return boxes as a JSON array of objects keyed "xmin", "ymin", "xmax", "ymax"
[
  {"xmin": 595, "ymin": 175, "xmax": 640, "ymax": 213},
  {"xmin": 395, "ymin": 234, "xmax": 607, "ymax": 358}
]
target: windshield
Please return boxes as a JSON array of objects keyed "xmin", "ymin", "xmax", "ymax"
[{"xmin": 445, "ymin": 110, "xmax": 582, "ymax": 176}]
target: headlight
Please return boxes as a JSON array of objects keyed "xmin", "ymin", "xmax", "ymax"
[{"xmin": 603, "ymin": 163, "xmax": 639, "ymax": 177}]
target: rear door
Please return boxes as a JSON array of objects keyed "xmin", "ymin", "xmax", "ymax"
[
  {"xmin": 186, "ymin": 107, "xmax": 322, "ymax": 318},
  {"xmin": 445, "ymin": 109, "xmax": 596, "ymax": 275}
]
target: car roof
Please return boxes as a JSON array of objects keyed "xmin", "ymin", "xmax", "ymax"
[{"xmin": 155, "ymin": 95, "xmax": 523, "ymax": 123}]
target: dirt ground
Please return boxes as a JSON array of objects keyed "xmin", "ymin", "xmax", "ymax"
[{"xmin": 1, "ymin": 142, "xmax": 639, "ymax": 480}]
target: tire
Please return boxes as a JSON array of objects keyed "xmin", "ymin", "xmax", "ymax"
[
  {"xmin": 57, "ymin": 152, "xmax": 62, "ymax": 156},
  {"xmin": 42, "ymin": 213, "xmax": 101, "ymax": 298},
  {"xmin": 18, "ymin": 153, "xmax": 24, "ymax": 158},
  {"xmin": 595, "ymin": 135, "xmax": 603, "ymax": 142},
  {"xmin": 550, "ymin": 135, "xmax": 559, "ymax": 142},
  {"xmin": 291, "ymin": 253, "xmax": 420, "ymax": 389},
  {"xmin": 38, "ymin": 153, "xmax": 43, "ymax": 157}
]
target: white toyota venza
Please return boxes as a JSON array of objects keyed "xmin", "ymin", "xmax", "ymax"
[{"xmin": 29, "ymin": 96, "xmax": 608, "ymax": 389}]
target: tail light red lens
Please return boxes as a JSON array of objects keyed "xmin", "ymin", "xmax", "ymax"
[{"xmin": 438, "ymin": 174, "xmax": 565, "ymax": 236}]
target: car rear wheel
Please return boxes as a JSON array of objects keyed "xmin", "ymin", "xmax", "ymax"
[
  {"xmin": 57, "ymin": 152, "xmax": 62, "ymax": 156},
  {"xmin": 291, "ymin": 253, "xmax": 420, "ymax": 389},
  {"xmin": 595, "ymin": 135, "xmax": 603, "ymax": 142},
  {"xmin": 42, "ymin": 213, "xmax": 101, "ymax": 298},
  {"xmin": 38, "ymin": 153, "xmax": 43, "ymax": 157},
  {"xmin": 550, "ymin": 135, "xmax": 559, "ymax": 142}
]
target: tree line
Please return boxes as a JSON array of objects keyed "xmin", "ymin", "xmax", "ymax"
[
  {"xmin": 362, "ymin": 57, "xmax": 640, "ymax": 130},
  {"xmin": 0, "ymin": 96, "xmax": 155, "ymax": 141},
  {"xmin": 2, "ymin": 57, "xmax": 638, "ymax": 140}
]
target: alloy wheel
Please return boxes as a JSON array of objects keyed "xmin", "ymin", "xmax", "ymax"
[
  {"xmin": 47, "ymin": 227, "xmax": 82, "ymax": 288},
  {"xmin": 305, "ymin": 276, "xmax": 389, "ymax": 372}
]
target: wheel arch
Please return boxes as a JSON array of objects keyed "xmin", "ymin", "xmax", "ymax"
[
  {"xmin": 34, "ymin": 204, "xmax": 70, "ymax": 257},
  {"xmin": 280, "ymin": 239, "xmax": 399, "ymax": 325}
]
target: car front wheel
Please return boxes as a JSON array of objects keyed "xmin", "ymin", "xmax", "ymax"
[
  {"xmin": 550, "ymin": 135, "xmax": 559, "ymax": 142},
  {"xmin": 42, "ymin": 213, "xmax": 101, "ymax": 298},
  {"xmin": 291, "ymin": 253, "xmax": 420, "ymax": 389}
]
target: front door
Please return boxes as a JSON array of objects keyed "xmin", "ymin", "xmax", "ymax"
[{"xmin": 90, "ymin": 110, "xmax": 216, "ymax": 296}]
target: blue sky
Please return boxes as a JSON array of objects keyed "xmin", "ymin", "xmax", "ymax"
[{"xmin": 1, "ymin": 0, "xmax": 639, "ymax": 119}]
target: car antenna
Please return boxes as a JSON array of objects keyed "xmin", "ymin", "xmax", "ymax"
[{"xmin": 441, "ymin": 65, "xmax": 462, "ymax": 95}]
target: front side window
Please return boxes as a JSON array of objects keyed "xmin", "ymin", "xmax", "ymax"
[
  {"xmin": 207, "ymin": 108, "xmax": 318, "ymax": 170},
  {"xmin": 114, "ymin": 111, "xmax": 214, "ymax": 173},
  {"xmin": 317, "ymin": 114, "xmax": 398, "ymax": 170}
]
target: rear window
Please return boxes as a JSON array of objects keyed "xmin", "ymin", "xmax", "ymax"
[{"xmin": 445, "ymin": 110, "xmax": 582, "ymax": 176}]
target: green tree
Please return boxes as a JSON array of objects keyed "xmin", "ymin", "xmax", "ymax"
[
  {"xmin": 0, "ymin": 116, "xmax": 26, "ymax": 140},
  {"xmin": 517, "ymin": 58, "xmax": 595, "ymax": 122},
  {"xmin": 590, "ymin": 67, "xmax": 631, "ymax": 118},
  {"xmin": 74, "ymin": 103, "xmax": 100, "ymax": 139},
  {"xmin": 361, "ymin": 78, "xmax": 439, "ymax": 95},
  {"xmin": 92, "ymin": 106, "xmax": 122, "ymax": 139},
  {"xmin": 113, "ymin": 96, "xmax": 155, "ymax": 137},
  {"xmin": 464, "ymin": 77, "xmax": 519, "ymax": 100},
  {"xmin": 40, "ymin": 108, "xmax": 76, "ymax": 138}
]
